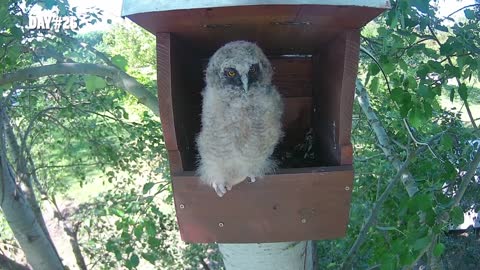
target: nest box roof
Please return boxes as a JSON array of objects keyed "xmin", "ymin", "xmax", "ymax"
[{"xmin": 121, "ymin": 0, "xmax": 389, "ymax": 37}]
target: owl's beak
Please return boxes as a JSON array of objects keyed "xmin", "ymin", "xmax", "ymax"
[{"xmin": 241, "ymin": 76, "xmax": 249, "ymax": 92}]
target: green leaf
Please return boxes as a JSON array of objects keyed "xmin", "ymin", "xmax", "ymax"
[
  {"xmin": 145, "ymin": 220, "xmax": 156, "ymax": 236},
  {"xmin": 409, "ymin": 193, "xmax": 433, "ymax": 212},
  {"xmin": 105, "ymin": 240, "xmax": 116, "ymax": 252},
  {"xmin": 449, "ymin": 88, "xmax": 455, "ymax": 102},
  {"xmin": 112, "ymin": 208, "xmax": 125, "ymax": 217},
  {"xmin": 134, "ymin": 225, "xmax": 143, "ymax": 238},
  {"xmin": 417, "ymin": 84, "xmax": 429, "ymax": 97},
  {"xmin": 411, "ymin": 0, "xmax": 429, "ymax": 14},
  {"xmin": 129, "ymin": 254, "xmax": 140, "ymax": 267},
  {"xmin": 408, "ymin": 108, "xmax": 422, "ymax": 128},
  {"xmin": 368, "ymin": 63, "xmax": 380, "ymax": 76},
  {"xmin": 433, "ymin": 243, "xmax": 445, "ymax": 257},
  {"xmin": 84, "ymin": 75, "xmax": 106, "ymax": 91},
  {"xmin": 458, "ymin": 83, "xmax": 468, "ymax": 101},
  {"xmin": 141, "ymin": 252, "xmax": 157, "ymax": 264},
  {"xmin": 464, "ymin": 9, "xmax": 475, "ymax": 20},
  {"xmin": 451, "ymin": 206, "xmax": 464, "ymax": 225},
  {"xmin": 413, "ymin": 234, "xmax": 432, "ymax": 251},
  {"xmin": 65, "ymin": 76, "xmax": 76, "ymax": 92},
  {"xmin": 440, "ymin": 134, "xmax": 453, "ymax": 150},
  {"xmin": 380, "ymin": 254, "xmax": 397, "ymax": 270},
  {"xmin": 147, "ymin": 237, "xmax": 161, "ymax": 247},
  {"xmin": 370, "ymin": 77, "xmax": 379, "ymax": 93},
  {"xmin": 112, "ymin": 55, "xmax": 128, "ymax": 71},
  {"xmin": 142, "ymin": 182, "xmax": 155, "ymax": 194}
]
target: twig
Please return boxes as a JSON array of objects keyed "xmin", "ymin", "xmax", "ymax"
[
  {"xmin": 356, "ymin": 80, "xmax": 419, "ymax": 196},
  {"xmin": 427, "ymin": 24, "xmax": 477, "ymax": 129},
  {"xmin": 341, "ymin": 149, "xmax": 421, "ymax": 269},
  {"xmin": 199, "ymin": 256, "xmax": 211, "ymax": 270},
  {"xmin": 359, "ymin": 47, "xmax": 441, "ymax": 158},
  {"xmin": 444, "ymin": 4, "xmax": 480, "ymax": 19}
]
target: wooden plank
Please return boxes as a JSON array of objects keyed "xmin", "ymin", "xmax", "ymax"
[
  {"xmin": 311, "ymin": 31, "xmax": 358, "ymax": 166},
  {"xmin": 122, "ymin": 0, "xmax": 390, "ymax": 17},
  {"xmin": 283, "ymin": 97, "xmax": 312, "ymax": 129},
  {"xmin": 271, "ymin": 58, "xmax": 313, "ymax": 97},
  {"xmin": 200, "ymin": 57, "xmax": 313, "ymax": 97},
  {"xmin": 337, "ymin": 31, "xmax": 359, "ymax": 165},
  {"xmin": 172, "ymin": 166, "xmax": 353, "ymax": 243},
  {"xmin": 127, "ymin": 5, "xmax": 384, "ymax": 55},
  {"xmin": 156, "ymin": 34, "xmax": 180, "ymax": 163}
]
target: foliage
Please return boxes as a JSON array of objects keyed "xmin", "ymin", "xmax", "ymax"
[
  {"xmin": 0, "ymin": 0, "xmax": 214, "ymax": 269},
  {"xmin": 1, "ymin": 0, "xmax": 480, "ymax": 269},
  {"xmin": 318, "ymin": 0, "xmax": 480, "ymax": 269}
]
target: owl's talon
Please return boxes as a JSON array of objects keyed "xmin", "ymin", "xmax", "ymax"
[
  {"xmin": 212, "ymin": 183, "xmax": 227, "ymax": 197},
  {"xmin": 248, "ymin": 176, "xmax": 256, "ymax": 183},
  {"xmin": 226, "ymin": 184, "xmax": 232, "ymax": 191}
]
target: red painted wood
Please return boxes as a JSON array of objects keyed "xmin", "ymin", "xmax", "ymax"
[
  {"xmin": 173, "ymin": 166, "xmax": 353, "ymax": 243},
  {"xmin": 145, "ymin": 3, "xmax": 376, "ymax": 243}
]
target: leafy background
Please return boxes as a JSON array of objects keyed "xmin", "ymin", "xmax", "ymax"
[{"xmin": 1, "ymin": 0, "xmax": 480, "ymax": 269}]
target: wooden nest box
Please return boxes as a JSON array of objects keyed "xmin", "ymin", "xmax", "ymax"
[{"xmin": 122, "ymin": 0, "xmax": 388, "ymax": 243}]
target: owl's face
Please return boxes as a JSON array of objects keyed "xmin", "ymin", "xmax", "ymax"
[{"xmin": 206, "ymin": 41, "xmax": 273, "ymax": 96}]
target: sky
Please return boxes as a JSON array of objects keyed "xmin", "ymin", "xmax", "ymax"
[{"xmin": 35, "ymin": 0, "xmax": 478, "ymax": 33}]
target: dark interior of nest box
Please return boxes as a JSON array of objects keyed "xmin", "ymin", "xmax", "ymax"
[{"xmin": 157, "ymin": 29, "xmax": 359, "ymax": 174}]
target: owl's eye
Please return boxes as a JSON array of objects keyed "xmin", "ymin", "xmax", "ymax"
[{"xmin": 224, "ymin": 69, "xmax": 237, "ymax": 78}]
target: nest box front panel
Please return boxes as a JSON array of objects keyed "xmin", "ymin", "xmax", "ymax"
[{"xmin": 173, "ymin": 167, "xmax": 353, "ymax": 243}]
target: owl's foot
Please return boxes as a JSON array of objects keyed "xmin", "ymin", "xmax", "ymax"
[
  {"xmin": 248, "ymin": 176, "xmax": 256, "ymax": 183},
  {"xmin": 212, "ymin": 183, "xmax": 227, "ymax": 197}
]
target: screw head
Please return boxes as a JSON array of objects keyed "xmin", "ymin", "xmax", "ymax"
[
  {"xmin": 301, "ymin": 218, "xmax": 307, "ymax": 224},
  {"xmin": 218, "ymin": 222, "xmax": 224, "ymax": 228},
  {"xmin": 345, "ymin": 186, "xmax": 350, "ymax": 191},
  {"xmin": 179, "ymin": 204, "xmax": 185, "ymax": 209}
]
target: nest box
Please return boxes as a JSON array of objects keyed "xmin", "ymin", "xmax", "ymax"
[{"xmin": 122, "ymin": 0, "xmax": 388, "ymax": 243}]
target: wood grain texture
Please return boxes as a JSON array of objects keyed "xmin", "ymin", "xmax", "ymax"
[
  {"xmin": 173, "ymin": 166, "xmax": 354, "ymax": 243},
  {"xmin": 128, "ymin": 5, "xmax": 384, "ymax": 55},
  {"xmin": 156, "ymin": 34, "xmax": 181, "ymax": 172}
]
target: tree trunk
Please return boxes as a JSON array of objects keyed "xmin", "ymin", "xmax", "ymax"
[
  {"xmin": 218, "ymin": 241, "xmax": 316, "ymax": 270},
  {"xmin": 0, "ymin": 110, "xmax": 64, "ymax": 270}
]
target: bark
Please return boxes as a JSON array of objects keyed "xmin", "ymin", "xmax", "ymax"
[
  {"xmin": 0, "ymin": 63, "xmax": 159, "ymax": 116},
  {"xmin": 0, "ymin": 107, "xmax": 64, "ymax": 270},
  {"xmin": 3, "ymin": 117, "xmax": 60, "ymax": 262},
  {"xmin": 0, "ymin": 253, "xmax": 30, "ymax": 270},
  {"xmin": 219, "ymin": 241, "xmax": 316, "ymax": 270},
  {"xmin": 341, "ymin": 151, "xmax": 419, "ymax": 269},
  {"xmin": 355, "ymin": 80, "xmax": 419, "ymax": 196}
]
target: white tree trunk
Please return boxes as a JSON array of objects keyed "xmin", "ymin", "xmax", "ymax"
[
  {"xmin": 0, "ymin": 112, "xmax": 64, "ymax": 270},
  {"xmin": 219, "ymin": 241, "xmax": 316, "ymax": 270}
]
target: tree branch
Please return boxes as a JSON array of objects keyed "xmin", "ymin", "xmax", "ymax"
[
  {"xmin": 427, "ymin": 24, "xmax": 477, "ymax": 129},
  {"xmin": 0, "ymin": 253, "xmax": 30, "ymax": 270},
  {"xmin": 341, "ymin": 150, "xmax": 419, "ymax": 269},
  {"xmin": 0, "ymin": 63, "xmax": 159, "ymax": 116},
  {"xmin": 355, "ymin": 80, "xmax": 419, "ymax": 196}
]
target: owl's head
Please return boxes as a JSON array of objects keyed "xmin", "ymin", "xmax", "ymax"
[{"xmin": 205, "ymin": 41, "xmax": 273, "ymax": 94}]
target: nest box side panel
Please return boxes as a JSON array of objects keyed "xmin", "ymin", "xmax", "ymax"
[
  {"xmin": 157, "ymin": 33, "xmax": 203, "ymax": 173},
  {"xmin": 336, "ymin": 30, "xmax": 360, "ymax": 165},
  {"xmin": 172, "ymin": 167, "xmax": 353, "ymax": 243},
  {"xmin": 313, "ymin": 30, "xmax": 360, "ymax": 166}
]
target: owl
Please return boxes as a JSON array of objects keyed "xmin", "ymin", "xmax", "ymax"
[{"xmin": 196, "ymin": 41, "xmax": 284, "ymax": 197}]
